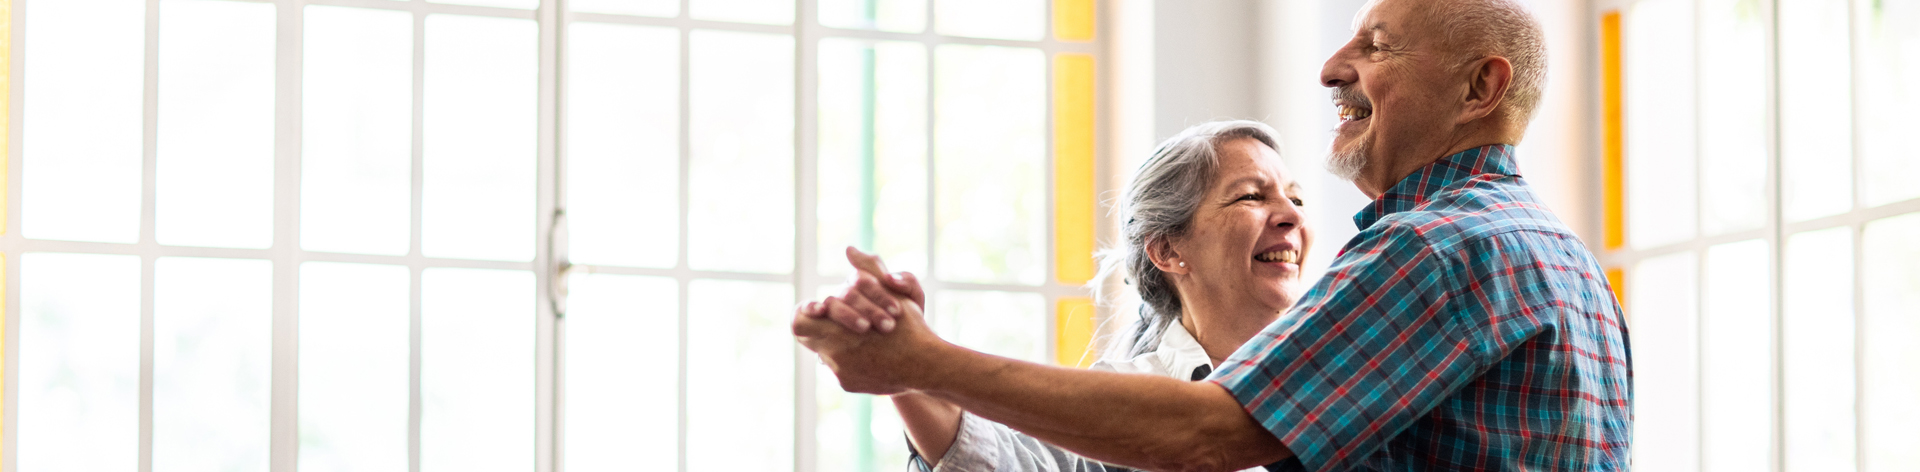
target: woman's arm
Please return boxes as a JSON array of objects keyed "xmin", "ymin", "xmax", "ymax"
[{"xmin": 892, "ymin": 392, "xmax": 964, "ymax": 465}]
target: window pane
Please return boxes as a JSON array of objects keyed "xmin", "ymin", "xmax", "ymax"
[
  {"xmin": 1782, "ymin": 227, "xmax": 1855, "ymax": 472},
  {"xmin": 299, "ymin": 262, "xmax": 409, "ymax": 472},
  {"xmin": 1858, "ymin": 0, "xmax": 1920, "ymax": 206},
  {"xmin": 1780, "ymin": 0, "xmax": 1854, "ymax": 222},
  {"xmin": 1625, "ymin": 0, "xmax": 1698, "ymax": 249},
  {"xmin": 691, "ymin": 0, "xmax": 794, "ymax": 25},
  {"xmin": 154, "ymin": 257, "xmax": 272, "ymax": 472},
  {"xmin": 1702, "ymin": 239, "xmax": 1772, "ymax": 472},
  {"xmin": 934, "ymin": 45, "xmax": 1045, "ymax": 285},
  {"xmin": 934, "ymin": 0, "xmax": 1042, "ymax": 40},
  {"xmin": 19, "ymin": 253, "xmax": 141, "ymax": 472},
  {"xmin": 688, "ymin": 31, "xmax": 795, "ymax": 274},
  {"xmin": 1698, "ymin": 0, "xmax": 1770, "ymax": 235},
  {"xmin": 156, "ymin": 0, "xmax": 275, "ymax": 248},
  {"xmin": 23, "ymin": 0, "xmax": 144, "ymax": 243},
  {"xmin": 563, "ymin": 274, "xmax": 679, "ymax": 471},
  {"xmin": 819, "ymin": 0, "xmax": 926, "ymax": 33},
  {"xmin": 421, "ymin": 269, "xmax": 534, "ymax": 472},
  {"xmin": 1629, "ymin": 251, "xmax": 1699, "ymax": 472},
  {"xmin": 931, "ymin": 290, "xmax": 1046, "ymax": 364},
  {"xmin": 302, "ymin": 6, "xmax": 413, "ymax": 256},
  {"xmin": 430, "ymin": 0, "xmax": 537, "ymax": 9},
  {"xmin": 422, "ymin": 15, "xmax": 538, "ymax": 262},
  {"xmin": 686, "ymin": 280, "xmax": 794, "ymax": 471},
  {"xmin": 571, "ymin": 0, "xmax": 676, "ymax": 16},
  {"xmin": 1862, "ymin": 212, "xmax": 1920, "ymax": 472},
  {"xmin": 818, "ymin": 39, "xmax": 929, "ymax": 278},
  {"xmin": 567, "ymin": 23, "xmax": 679, "ymax": 269}
]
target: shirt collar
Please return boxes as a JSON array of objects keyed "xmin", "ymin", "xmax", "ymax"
[
  {"xmin": 1158, "ymin": 321, "xmax": 1214, "ymax": 375},
  {"xmin": 1352, "ymin": 144, "xmax": 1521, "ymax": 230}
]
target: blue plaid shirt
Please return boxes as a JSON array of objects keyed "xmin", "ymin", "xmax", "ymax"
[{"xmin": 1211, "ymin": 145, "xmax": 1632, "ymax": 472}]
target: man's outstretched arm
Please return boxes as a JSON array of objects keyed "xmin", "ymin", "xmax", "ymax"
[{"xmin": 795, "ymin": 302, "xmax": 1291, "ymax": 472}]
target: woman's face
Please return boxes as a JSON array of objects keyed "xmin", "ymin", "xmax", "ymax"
[{"xmin": 1167, "ymin": 137, "xmax": 1313, "ymax": 315}]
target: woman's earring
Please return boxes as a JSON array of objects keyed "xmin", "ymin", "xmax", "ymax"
[{"xmin": 1178, "ymin": 262, "xmax": 1186, "ymax": 267}]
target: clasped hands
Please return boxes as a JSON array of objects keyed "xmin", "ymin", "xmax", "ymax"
[{"xmin": 793, "ymin": 247, "xmax": 950, "ymax": 396}]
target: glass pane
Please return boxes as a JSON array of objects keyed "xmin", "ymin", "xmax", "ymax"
[
  {"xmin": 22, "ymin": 0, "xmax": 144, "ymax": 243},
  {"xmin": 18, "ymin": 253, "xmax": 141, "ymax": 472},
  {"xmin": 567, "ymin": 23, "xmax": 679, "ymax": 269},
  {"xmin": 430, "ymin": 0, "xmax": 537, "ymax": 10},
  {"xmin": 691, "ymin": 0, "xmax": 794, "ymax": 25},
  {"xmin": 1625, "ymin": 0, "xmax": 1698, "ymax": 249},
  {"xmin": 1701, "ymin": 239, "xmax": 1772, "ymax": 472},
  {"xmin": 818, "ymin": 39, "xmax": 929, "ymax": 278},
  {"xmin": 686, "ymin": 280, "xmax": 794, "ymax": 471},
  {"xmin": 1698, "ymin": 0, "xmax": 1770, "ymax": 235},
  {"xmin": 1628, "ymin": 251, "xmax": 1700, "ymax": 472},
  {"xmin": 1862, "ymin": 212, "xmax": 1920, "ymax": 472},
  {"xmin": 930, "ymin": 290, "xmax": 1046, "ymax": 363},
  {"xmin": 814, "ymin": 372, "xmax": 910, "ymax": 472},
  {"xmin": 421, "ymin": 269, "xmax": 535, "ymax": 472},
  {"xmin": 1858, "ymin": 0, "xmax": 1920, "ymax": 206},
  {"xmin": 563, "ymin": 274, "xmax": 679, "ymax": 471},
  {"xmin": 819, "ymin": 0, "xmax": 926, "ymax": 33},
  {"xmin": 156, "ymin": 0, "xmax": 275, "ymax": 249},
  {"xmin": 1782, "ymin": 227, "xmax": 1855, "ymax": 472},
  {"xmin": 571, "ymin": 0, "xmax": 676, "ymax": 16},
  {"xmin": 299, "ymin": 262, "xmax": 410, "ymax": 472},
  {"xmin": 422, "ymin": 15, "xmax": 538, "ymax": 262},
  {"xmin": 934, "ymin": 45, "xmax": 1045, "ymax": 285},
  {"xmin": 154, "ymin": 257, "xmax": 272, "ymax": 472},
  {"xmin": 934, "ymin": 0, "xmax": 1042, "ymax": 40},
  {"xmin": 303, "ymin": 6, "xmax": 413, "ymax": 256},
  {"xmin": 1780, "ymin": 0, "xmax": 1854, "ymax": 222},
  {"xmin": 688, "ymin": 31, "xmax": 795, "ymax": 274}
]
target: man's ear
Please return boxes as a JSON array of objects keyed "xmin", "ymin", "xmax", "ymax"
[
  {"xmin": 1145, "ymin": 236, "xmax": 1189, "ymax": 276},
  {"xmin": 1458, "ymin": 55, "xmax": 1513, "ymax": 124}
]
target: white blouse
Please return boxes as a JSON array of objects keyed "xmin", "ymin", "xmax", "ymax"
[{"xmin": 919, "ymin": 324, "xmax": 1267, "ymax": 472}]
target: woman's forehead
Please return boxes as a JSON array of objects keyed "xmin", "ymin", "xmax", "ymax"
[{"xmin": 1215, "ymin": 140, "xmax": 1298, "ymax": 189}]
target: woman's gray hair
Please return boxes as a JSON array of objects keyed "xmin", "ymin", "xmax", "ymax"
[{"xmin": 1096, "ymin": 120, "xmax": 1283, "ymax": 358}]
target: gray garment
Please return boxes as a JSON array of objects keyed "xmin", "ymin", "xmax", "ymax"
[{"xmin": 914, "ymin": 325, "xmax": 1265, "ymax": 472}]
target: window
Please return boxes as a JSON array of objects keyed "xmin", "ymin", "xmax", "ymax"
[
  {"xmin": 3, "ymin": 0, "xmax": 1105, "ymax": 471},
  {"xmin": 1602, "ymin": 0, "xmax": 1920, "ymax": 470}
]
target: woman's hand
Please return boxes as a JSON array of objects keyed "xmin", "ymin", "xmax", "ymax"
[{"xmin": 799, "ymin": 247, "xmax": 925, "ymax": 334}]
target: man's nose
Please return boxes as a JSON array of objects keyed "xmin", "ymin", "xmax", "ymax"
[{"xmin": 1321, "ymin": 48, "xmax": 1356, "ymax": 88}]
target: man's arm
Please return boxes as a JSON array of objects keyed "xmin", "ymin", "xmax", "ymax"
[{"xmin": 795, "ymin": 302, "xmax": 1291, "ymax": 472}]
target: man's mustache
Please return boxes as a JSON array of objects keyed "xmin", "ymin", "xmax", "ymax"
[{"xmin": 1332, "ymin": 85, "xmax": 1371, "ymax": 109}]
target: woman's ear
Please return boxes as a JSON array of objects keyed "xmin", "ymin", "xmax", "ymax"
[{"xmin": 1145, "ymin": 237, "xmax": 1188, "ymax": 276}]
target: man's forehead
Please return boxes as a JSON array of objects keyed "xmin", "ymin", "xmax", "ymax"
[{"xmin": 1350, "ymin": 0, "xmax": 1418, "ymax": 34}]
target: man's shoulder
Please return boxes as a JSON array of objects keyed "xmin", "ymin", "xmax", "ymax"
[{"xmin": 1372, "ymin": 175, "xmax": 1575, "ymax": 252}]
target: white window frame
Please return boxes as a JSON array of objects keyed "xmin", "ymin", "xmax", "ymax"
[{"xmin": 0, "ymin": 0, "xmax": 1113, "ymax": 471}]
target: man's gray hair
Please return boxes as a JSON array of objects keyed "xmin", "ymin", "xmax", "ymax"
[
  {"xmin": 1422, "ymin": 0, "xmax": 1548, "ymax": 127},
  {"xmin": 1096, "ymin": 120, "xmax": 1282, "ymax": 358}
]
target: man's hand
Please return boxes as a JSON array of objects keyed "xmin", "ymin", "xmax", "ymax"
[
  {"xmin": 792, "ymin": 285, "xmax": 949, "ymax": 395},
  {"xmin": 800, "ymin": 247, "xmax": 926, "ymax": 334}
]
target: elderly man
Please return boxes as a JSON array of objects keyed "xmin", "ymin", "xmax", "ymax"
[{"xmin": 794, "ymin": 0, "xmax": 1631, "ymax": 470}]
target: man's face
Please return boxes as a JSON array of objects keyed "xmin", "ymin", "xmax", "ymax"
[{"xmin": 1321, "ymin": 0, "xmax": 1461, "ymax": 189}]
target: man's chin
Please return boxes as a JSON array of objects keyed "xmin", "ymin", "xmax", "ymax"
[{"xmin": 1326, "ymin": 146, "xmax": 1368, "ymax": 182}]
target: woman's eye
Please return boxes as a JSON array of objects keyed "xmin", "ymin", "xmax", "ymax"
[
  {"xmin": 1290, "ymin": 197, "xmax": 1306, "ymax": 207},
  {"xmin": 1237, "ymin": 193, "xmax": 1261, "ymax": 202}
]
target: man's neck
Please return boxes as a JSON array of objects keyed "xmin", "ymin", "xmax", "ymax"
[{"xmin": 1356, "ymin": 126, "xmax": 1520, "ymax": 199}]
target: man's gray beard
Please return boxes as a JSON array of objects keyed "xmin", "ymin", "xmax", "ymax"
[{"xmin": 1326, "ymin": 139, "xmax": 1370, "ymax": 182}]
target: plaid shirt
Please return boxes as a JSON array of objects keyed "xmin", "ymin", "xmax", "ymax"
[{"xmin": 1211, "ymin": 145, "xmax": 1632, "ymax": 472}]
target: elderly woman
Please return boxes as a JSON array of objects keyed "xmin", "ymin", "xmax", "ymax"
[{"xmin": 802, "ymin": 120, "xmax": 1313, "ymax": 471}]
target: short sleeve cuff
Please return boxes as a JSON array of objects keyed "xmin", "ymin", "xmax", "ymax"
[
  {"xmin": 929, "ymin": 412, "xmax": 1003, "ymax": 472},
  {"xmin": 1207, "ymin": 377, "xmax": 1335, "ymax": 472}
]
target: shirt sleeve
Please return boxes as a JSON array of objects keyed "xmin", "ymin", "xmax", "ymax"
[
  {"xmin": 1207, "ymin": 220, "xmax": 1490, "ymax": 472},
  {"xmin": 926, "ymin": 412, "xmax": 1142, "ymax": 472}
]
